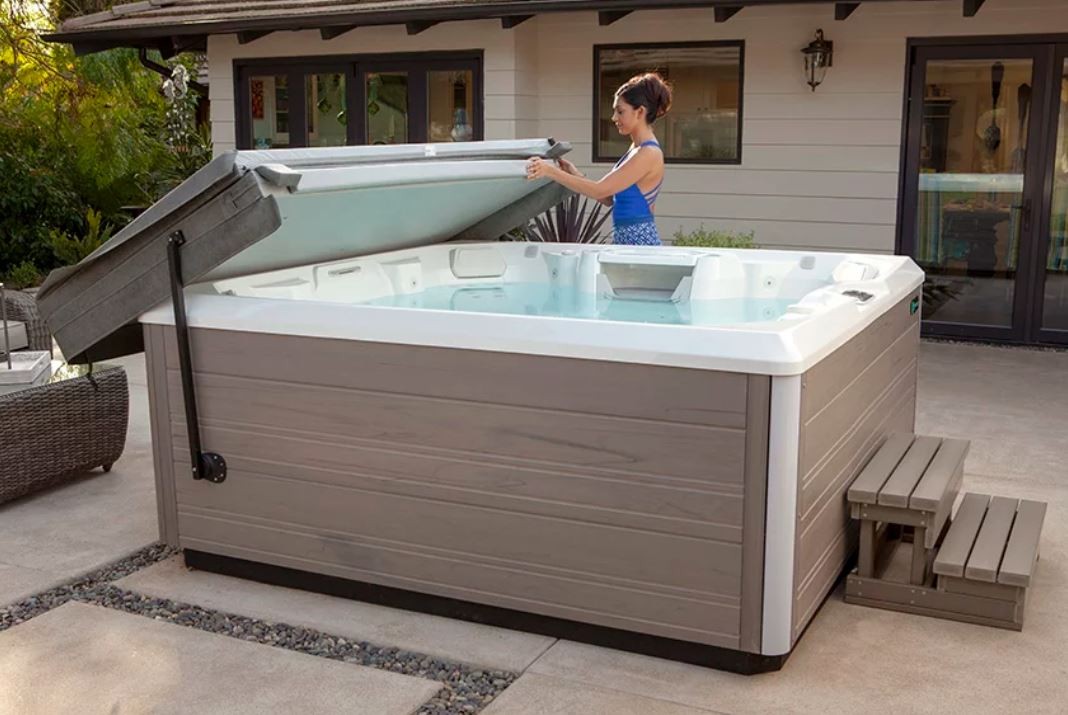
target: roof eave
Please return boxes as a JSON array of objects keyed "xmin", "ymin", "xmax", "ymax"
[{"xmin": 42, "ymin": 0, "xmax": 947, "ymax": 53}]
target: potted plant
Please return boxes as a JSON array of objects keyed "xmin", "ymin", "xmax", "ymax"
[{"xmin": 516, "ymin": 193, "xmax": 612, "ymax": 244}]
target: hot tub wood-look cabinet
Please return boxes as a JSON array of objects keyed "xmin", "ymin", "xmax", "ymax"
[{"xmin": 37, "ymin": 141, "xmax": 924, "ymax": 674}]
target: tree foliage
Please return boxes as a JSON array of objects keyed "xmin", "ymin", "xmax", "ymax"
[{"xmin": 1, "ymin": 0, "xmax": 210, "ymax": 283}]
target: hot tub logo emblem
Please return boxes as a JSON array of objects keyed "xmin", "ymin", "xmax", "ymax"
[{"xmin": 910, "ymin": 297, "xmax": 920, "ymax": 316}]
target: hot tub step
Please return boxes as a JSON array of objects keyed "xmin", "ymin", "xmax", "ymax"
[
  {"xmin": 847, "ymin": 433, "xmax": 968, "ymax": 586},
  {"xmin": 845, "ymin": 574, "xmax": 1026, "ymax": 631},
  {"xmin": 845, "ymin": 462, "xmax": 1047, "ymax": 632}
]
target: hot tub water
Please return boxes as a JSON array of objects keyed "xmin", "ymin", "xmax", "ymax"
[{"xmin": 361, "ymin": 281, "xmax": 798, "ymax": 326}]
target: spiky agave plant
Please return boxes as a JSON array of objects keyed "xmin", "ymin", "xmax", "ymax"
[{"xmin": 522, "ymin": 193, "xmax": 612, "ymax": 244}]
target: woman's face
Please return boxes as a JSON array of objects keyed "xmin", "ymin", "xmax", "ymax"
[{"xmin": 612, "ymin": 96, "xmax": 645, "ymax": 135}]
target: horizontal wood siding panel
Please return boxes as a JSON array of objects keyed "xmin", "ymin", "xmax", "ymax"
[
  {"xmin": 178, "ymin": 516, "xmax": 741, "ymax": 647},
  {"xmin": 650, "ymin": 170, "xmax": 898, "ymax": 201},
  {"xmin": 796, "ymin": 370, "xmax": 918, "ymax": 588},
  {"xmin": 553, "ymin": 141, "xmax": 903, "ymax": 175},
  {"xmin": 162, "ymin": 329, "xmax": 748, "ymax": 429},
  {"xmin": 174, "ymin": 470, "xmax": 741, "ymax": 596},
  {"xmin": 792, "ymin": 295, "xmax": 920, "ymax": 640},
  {"xmin": 800, "ymin": 301, "xmax": 922, "ymax": 472},
  {"xmin": 793, "ymin": 388, "xmax": 916, "ymax": 638},
  {"xmin": 167, "ymin": 423, "xmax": 745, "ymax": 542},
  {"xmin": 537, "ymin": 92, "xmax": 903, "ymax": 123},
  {"xmin": 156, "ymin": 328, "xmax": 758, "ymax": 649},
  {"xmin": 655, "ymin": 194, "xmax": 896, "ymax": 225},
  {"xmin": 164, "ymin": 370, "xmax": 746, "ymax": 483},
  {"xmin": 802, "ymin": 291, "xmax": 922, "ymax": 423},
  {"xmin": 801, "ymin": 369, "xmax": 917, "ymax": 521},
  {"xmin": 743, "ymin": 92, "xmax": 904, "ymax": 121}
]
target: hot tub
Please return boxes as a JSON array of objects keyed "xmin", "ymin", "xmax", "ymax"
[{"xmin": 37, "ymin": 141, "xmax": 923, "ymax": 674}]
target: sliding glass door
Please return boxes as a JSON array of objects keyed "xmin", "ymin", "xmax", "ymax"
[{"xmin": 900, "ymin": 41, "xmax": 1068, "ymax": 345}]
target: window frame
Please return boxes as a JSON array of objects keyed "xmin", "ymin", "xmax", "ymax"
[
  {"xmin": 592, "ymin": 40, "xmax": 745, "ymax": 165},
  {"xmin": 234, "ymin": 51, "xmax": 484, "ymax": 150}
]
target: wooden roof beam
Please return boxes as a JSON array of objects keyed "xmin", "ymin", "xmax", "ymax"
[
  {"xmin": 963, "ymin": 0, "xmax": 986, "ymax": 16},
  {"xmin": 320, "ymin": 25, "xmax": 358, "ymax": 40},
  {"xmin": 835, "ymin": 2, "xmax": 861, "ymax": 20},
  {"xmin": 501, "ymin": 14, "xmax": 533, "ymax": 29},
  {"xmin": 598, "ymin": 10, "xmax": 632, "ymax": 26},
  {"xmin": 714, "ymin": 6, "xmax": 742, "ymax": 22},
  {"xmin": 237, "ymin": 30, "xmax": 271, "ymax": 44},
  {"xmin": 406, "ymin": 20, "xmax": 438, "ymax": 35}
]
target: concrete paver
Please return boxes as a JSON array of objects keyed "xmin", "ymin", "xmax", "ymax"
[
  {"xmin": 0, "ymin": 564, "xmax": 63, "ymax": 608},
  {"xmin": 116, "ymin": 556, "xmax": 556, "ymax": 671},
  {"xmin": 0, "ymin": 353, "xmax": 157, "ymax": 606},
  {"xmin": 0, "ymin": 602, "xmax": 440, "ymax": 714},
  {"xmin": 480, "ymin": 673, "xmax": 725, "ymax": 715}
]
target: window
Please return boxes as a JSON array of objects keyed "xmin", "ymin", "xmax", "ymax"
[
  {"xmin": 594, "ymin": 42, "xmax": 744, "ymax": 164},
  {"xmin": 236, "ymin": 53, "xmax": 482, "ymax": 149}
]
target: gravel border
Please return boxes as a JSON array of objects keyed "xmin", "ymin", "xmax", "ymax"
[
  {"xmin": 0, "ymin": 544, "xmax": 517, "ymax": 714},
  {"xmin": 0, "ymin": 543, "xmax": 177, "ymax": 632}
]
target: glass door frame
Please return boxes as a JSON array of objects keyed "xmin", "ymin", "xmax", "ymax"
[
  {"xmin": 236, "ymin": 61, "xmax": 353, "ymax": 149},
  {"xmin": 1031, "ymin": 43, "xmax": 1068, "ymax": 345},
  {"xmin": 235, "ymin": 51, "xmax": 483, "ymax": 150},
  {"xmin": 355, "ymin": 56, "xmax": 482, "ymax": 145},
  {"xmin": 898, "ymin": 38, "xmax": 1058, "ymax": 343}
]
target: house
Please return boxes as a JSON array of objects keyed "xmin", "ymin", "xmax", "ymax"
[{"xmin": 46, "ymin": 0, "xmax": 1068, "ymax": 346}]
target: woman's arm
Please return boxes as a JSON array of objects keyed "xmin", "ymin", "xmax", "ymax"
[
  {"xmin": 559, "ymin": 159, "xmax": 614, "ymax": 207},
  {"xmin": 527, "ymin": 150, "xmax": 657, "ymax": 202},
  {"xmin": 557, "ymin": 159, "xmax": 614, "ymax": 207}
]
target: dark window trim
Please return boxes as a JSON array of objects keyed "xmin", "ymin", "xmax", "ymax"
[
  {"xmin": 894, "ymin": 34, "xmax": 1068, "ymax": 346},
  {"xmin": 895, "ymin": 33, "xmax": 1068, "ymax": 258},
  {"xmin": 592, "ymin": 40, "xmax": 745, "ymax": 165},
  {"xmin": 234, "ymin": 50, "xmax": 484, "ymax": 150},
  {"xmin": 906, "ymin": 33, "xmax": 1068, "ymax": 49}
]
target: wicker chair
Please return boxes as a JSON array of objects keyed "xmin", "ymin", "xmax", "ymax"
[
  {"xmin": 1, "ymin": 289, "xmax": 53, "ymax": 355},
  {"xmin": 0, "ymin": 365, "xmax": 128, "ymax": 505}
]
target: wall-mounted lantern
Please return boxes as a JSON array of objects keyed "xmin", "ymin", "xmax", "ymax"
[{"xmin": 802, "ymin": 29, "xmax": 834, "ymax": 91}]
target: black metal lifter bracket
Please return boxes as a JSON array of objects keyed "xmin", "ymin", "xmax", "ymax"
[{"xmin": 167, "ymin": 231, "xmax": 227, "ymax": 484}]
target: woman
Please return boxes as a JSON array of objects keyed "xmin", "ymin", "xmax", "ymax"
[{"xmin": 527, "ymin": 72, "xmax": 672, "ymax": 246}]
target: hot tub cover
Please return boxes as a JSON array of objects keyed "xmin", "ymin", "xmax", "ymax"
[{"xmin": 36, "ymin": 139, "xmax": 572, "ymax": 363}]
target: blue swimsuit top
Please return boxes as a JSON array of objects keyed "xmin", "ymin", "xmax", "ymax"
[{"xmin": 612, "ymin": 140, "xmax": 663, "ymax": 226}]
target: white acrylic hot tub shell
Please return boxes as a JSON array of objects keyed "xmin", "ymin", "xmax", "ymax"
[{"xmin": 141, "ymin": 244, "xmax": 923, "ymax": 377}]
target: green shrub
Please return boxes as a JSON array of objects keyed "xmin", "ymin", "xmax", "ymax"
[
  {"xmin": 2, "ymin": 261, "xmax": 43, "ymax": 290},
  {"xmin": 671, "ymin": 226, "xmax": 757, "ymax": 249},
  {"xmin": 1, "ymin": 4, "xmax": 211, "ymax": 279},
  {"xmin": 51, "ymin": 208, "xmax": 114, "ymax": 266}
]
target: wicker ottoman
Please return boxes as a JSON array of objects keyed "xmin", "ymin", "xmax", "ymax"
[
  {"xmin": 0, "ymin": 364, "xmax": 128, "ymax": 505},
  {"xmin": 2, "ymin": 288, "xmax": 52, "ymax": 354}
]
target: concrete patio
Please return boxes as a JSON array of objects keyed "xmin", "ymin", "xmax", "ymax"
[{"xmin": 1, "ymin": 340, "xmax": 1065, "ymax": 714}]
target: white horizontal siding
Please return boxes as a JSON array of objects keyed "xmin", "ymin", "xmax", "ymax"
[
  {"xmin": 206, "ymin": 0, "xmax": 1068, "ymax": 252},
  {"xmin": 529, "ymin": 0, "xmax": 1068, "ymax": 251},
  {"xmin": 655, "ymin": 194, "xmax": 896, "ymax": 225}
]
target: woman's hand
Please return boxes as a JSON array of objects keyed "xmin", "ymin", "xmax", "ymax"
[
  {"xmin": 526, "ymin": 157, "xmax": 561, "ymax": 182},
  {"xmin": 558, "ymin": 158, "xmax": 583, "ymax": 177}
]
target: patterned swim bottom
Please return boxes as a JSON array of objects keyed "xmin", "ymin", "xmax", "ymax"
[{"xmin": 613, "ymin": 220, "xmax": 661, "ymax": 246}]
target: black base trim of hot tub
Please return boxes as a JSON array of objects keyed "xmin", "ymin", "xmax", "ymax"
[{"xmin": 183, "ymin": 549, "xmax": 789, "ymax": 675}]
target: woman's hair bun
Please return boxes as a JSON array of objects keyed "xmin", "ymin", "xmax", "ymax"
[{"xmin": 616, "ymin": 72, "xmax": 673, "ymax": 124}]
